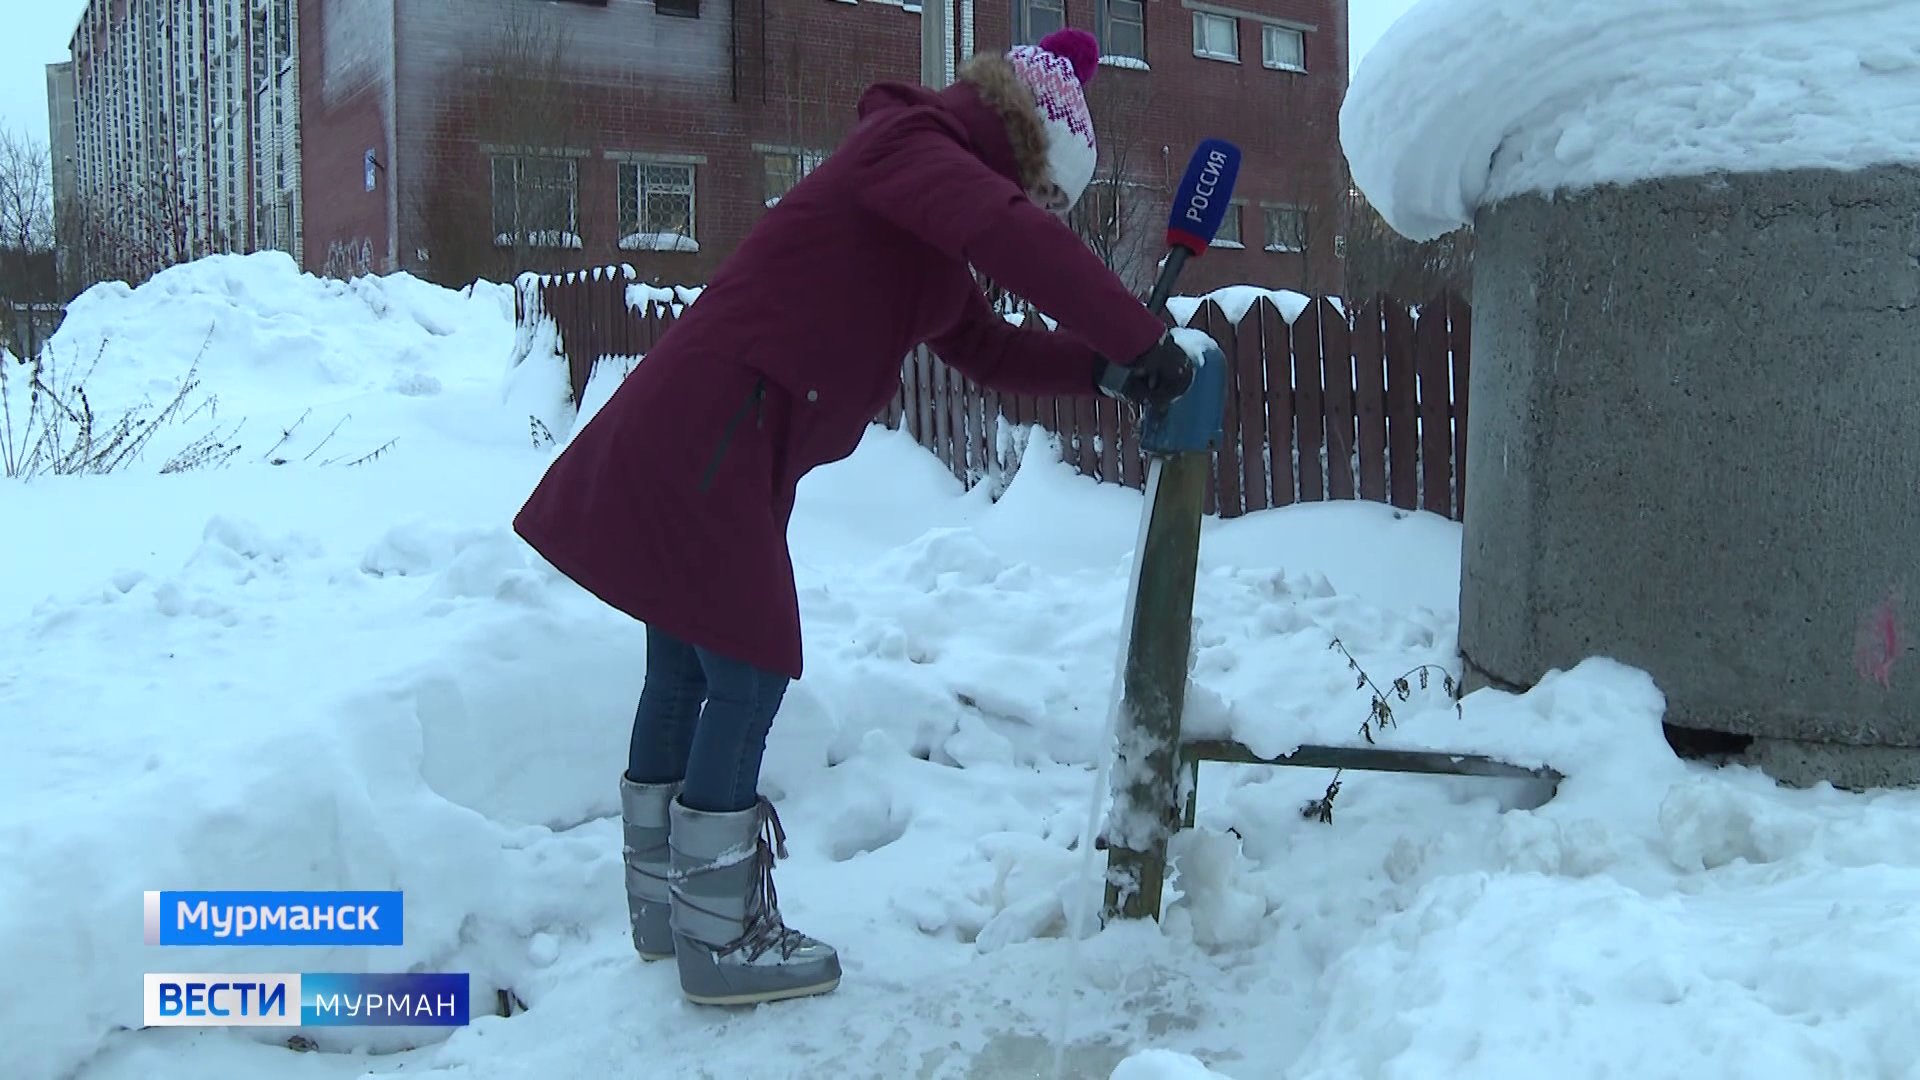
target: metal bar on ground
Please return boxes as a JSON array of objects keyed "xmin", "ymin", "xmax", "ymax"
[{"xmin": 1184, "ymin": 738, "xmax": 1562, "ymax": 788}]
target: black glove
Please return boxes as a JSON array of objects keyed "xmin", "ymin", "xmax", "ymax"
[{"xmin": 1094, "ymin": 334, "xmax": 1194, "ymax": 408}]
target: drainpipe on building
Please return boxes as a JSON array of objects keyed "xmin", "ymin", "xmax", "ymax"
[
  {"xmin": 384, "ymin": 7, "xmax": 399, "ymax": 275},
  {"xmin": 920, "ymin": 0, "xmax": 947, "ymax": 88},
  {"xmin": 944, "ymin": 0, "xmax": 956, "ymax": 85}
]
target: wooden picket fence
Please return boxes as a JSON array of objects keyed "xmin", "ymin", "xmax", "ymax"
[
  {"xmin": 513, "ymin": 266, "xmax": 695, "ymax": 399},
  {"xmin": 513, "ymin": 267, "xmax": 1470, "ymax": 520}
]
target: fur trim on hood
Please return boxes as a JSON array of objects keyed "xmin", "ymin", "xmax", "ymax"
[{"xmin": 955, "ymin": 54, "xmax": 1052, "ymax": 195}]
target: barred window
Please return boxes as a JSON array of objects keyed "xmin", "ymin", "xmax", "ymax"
[
  {"xmin": 1216, "ymin": 203, "xmax": 1243, "ymax": 247},
  {"xmin": 762, "ymin": 149, "xmax": 824, "ymax": 205},
  {"xmin": 1264, "ymin": 205, "xmax": 1307, "ymax": 253},
  {"xmin": 618, "ymin": 160, "xmax": 698, "ymax": 252},
  {"xmin": 490, "ymin": 154, "xmax": 579, "ymax": 248},
  {"xmin": 1070, "ymin": 180, "xmax": 1122, "ymax": 240}
]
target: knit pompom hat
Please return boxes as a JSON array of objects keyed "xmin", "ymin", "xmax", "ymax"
[{"xmin": 1006, "ymin": 29, "xmax": 1100, "ymax": 208}]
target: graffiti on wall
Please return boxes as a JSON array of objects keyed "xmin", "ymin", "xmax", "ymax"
[
  {"xmin": 322, "ymin": 238, "xmax": 376, "ymax": 280},
  {"xmin": 1856, "ymin": 584, "xmax": 1904, "ymax": 689}
]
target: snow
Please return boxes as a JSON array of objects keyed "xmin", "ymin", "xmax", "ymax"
[
  {"xmin": 1167, "ymin": 285, "xmax": 1312, "ymax": 327},
  {"xmin": 532, "ymin": 272, "xmax": 1305, "ymax": 349},
  {"xmin": 8, "ymin": 253, "xmax": 1920, "ymax": 1080},
  {"xmin": 493, "ymin": 231, "xmax": 582, "ymax": 250},
  {"xmin": 617, "ymin": 232, "xmax": 700, "ymax": 253},
  {"xmin": 1167, "ymin": 327, "xmax": 1217, "ymax": 369},
  {"xmin": 1340, "ymin": 0, "xmax": 1920, "ymax": 240},
  {"xmin": 624, "ymin": 282, "xmax": 703, "ymax": 312},
  {"xmin": 1112, "ymin": 1050, "xmax": 1236, "ymax": 1079},
  {"xmin": 41, "ymin": 253, "xmax": 513, "ymax": 417}
]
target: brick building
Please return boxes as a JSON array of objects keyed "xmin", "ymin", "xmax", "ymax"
[{"xmin": 59, "ymin": 0, "xmax": 1347, "ymax": 295}]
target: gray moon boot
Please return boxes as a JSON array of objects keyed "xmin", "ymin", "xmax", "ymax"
[
  {"xmin": 619, "ymin": 775, "xmax": 679, "ymax": 961},
  {"xmin": 667, "ymin": 796, "xmax": 842, "ymax": 1005}
]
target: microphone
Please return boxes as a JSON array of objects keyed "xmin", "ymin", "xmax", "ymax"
[
  {"xmin": 1097, "ymin": 138, "xmax": 1243, "ymax": 401},
  {"xmin": 1147, "ymin": 138, "xmax": 1242, "ymax": 315}
]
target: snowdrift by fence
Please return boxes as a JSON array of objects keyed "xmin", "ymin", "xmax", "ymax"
[
  {"xmin": 514, "ymin": 266, "xmax": 1469, "ymax": 521},
  {"xmin": 3, "ymin": 253, "xmax": 520, "ymax": 480}
]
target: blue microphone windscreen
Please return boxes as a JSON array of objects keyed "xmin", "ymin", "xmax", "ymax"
[{"xmin": 1165, "ymin": 139, "xmax": 1243, "ymax": 256}]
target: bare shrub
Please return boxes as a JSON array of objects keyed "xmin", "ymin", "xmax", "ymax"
[{"xmin": 0, "ymin": 327, "xmax": 245, "ymax": 479}]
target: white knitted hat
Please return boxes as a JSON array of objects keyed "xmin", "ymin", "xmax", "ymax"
[{"xmin": 1006, "ymin": 29, "xmax": 1100, "ymax": 209}]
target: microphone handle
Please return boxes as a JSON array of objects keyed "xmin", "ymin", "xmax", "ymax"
[
  {"xmin": 1145, "ymin": 245, "xmax": 1192, "ymax": 318},
  {"xmin": 1097, "ymin": 243, "xmax": 1197, "ymax": 400}
]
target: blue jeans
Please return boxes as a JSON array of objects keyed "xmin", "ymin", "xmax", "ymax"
[{"xmin": 626, "ymin": 627, "xmax": 790, "ymax": 813}]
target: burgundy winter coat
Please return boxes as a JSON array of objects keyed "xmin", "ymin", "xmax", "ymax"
[{"xmin": 512, "ymin": 55, "xmax": 1168, "ymax": 679}]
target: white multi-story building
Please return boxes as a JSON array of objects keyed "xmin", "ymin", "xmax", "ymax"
[{"xmin": 56, "ymin": 0, "xmax": 302, "ymax": 276}]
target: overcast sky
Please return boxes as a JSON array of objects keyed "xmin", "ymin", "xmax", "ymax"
[{"xmin": 0, "ymin": 0, "xmax": 1422, "ymax": 146}]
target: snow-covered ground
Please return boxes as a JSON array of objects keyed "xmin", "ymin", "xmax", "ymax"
[
  {"xmin": 1341, "ymin": 0, "xmax": 1920, "ymax": 239},
  {"xmin": 7, "ymin": 253, "xmax": 1920, "ymax": 1080}
]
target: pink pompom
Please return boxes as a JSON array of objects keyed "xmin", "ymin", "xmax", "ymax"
[{"xmin": 1037, "ymin": 28, "xmax": 1100, "ymax": 85}]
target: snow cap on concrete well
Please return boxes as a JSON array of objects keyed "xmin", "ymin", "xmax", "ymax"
[{"xmin": 1339, "ymin": 0, "xmax": 1920, "ymax": 239}]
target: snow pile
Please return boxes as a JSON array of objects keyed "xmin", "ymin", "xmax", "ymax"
[
  {"xmin": 1341, "ymin": 0, "xmax": 1920, "ymax": 239},
  {"xmin": 1112, "ymin": 1049, "xmax": 1239, "ymax": 1079},
  {"xmin": 9, "ymin": 256, "xmax": 1920, "ymax": 1080},
  {"xmin": 618, "ymin": 232, "xmax": 700, "ymax": 253},
  {"xmin": 30, "ymin": 251, "xmax": 521, "ymax": 471}
]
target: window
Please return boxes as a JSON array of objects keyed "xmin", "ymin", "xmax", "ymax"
[
  {"xmin": 618, "ymin": 160, "xmax": 698, "ymax": 252},
  {"xmin": 1016, "ymin": 0, "xmax": 1065, "ymax": 45},
  {"xmin": 1262, "ymin": 24, "xmax": 1305, "ymax": 72},
  {"xmin": 1098, "ymin": 0, "xmax": 1145, "ymax": 61},
  {"xmin": 1264, "ymin": 205, "xmax": 1306, "ymax": 253},
  {"xmin": 1215, "ymin": 203, "xmax": 1243, "ymax": 248},
  {"xmin": 491, "ymin": 155, "xmax": 579, "ymax": 248},
  {"xmin": 653, "ymin": 0, "xmax": 699, "ymax": 16},
  {"xmin": 1069, "ymin": 180, "xmax": 1122, "ymax": 243},
  {"xmin": 763, "ymin": 149, "xmax": 824, "ymax": 205},
  {"xmin": 1192, "ymin": 12, "xmax": 1238, "ymax": 62}
]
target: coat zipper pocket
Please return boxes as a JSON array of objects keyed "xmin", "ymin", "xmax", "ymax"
[{"xmin": 696, "ymin": 379, "xmax": 768, "ymax": 493}]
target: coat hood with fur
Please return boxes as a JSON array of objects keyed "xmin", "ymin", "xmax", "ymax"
[{"xmin": 855, "ymin": 55, "xmax": 1055, "ymax": 198}]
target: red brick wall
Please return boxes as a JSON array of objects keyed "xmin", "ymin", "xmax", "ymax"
[
  {"xmin": 299, "ymin": 0, "xmax": 395, "ymax": 276},
  {"xmin": 391, "ymin": 0, "xmax": 746, "ymax": 284},
  {"xmin": 308, "ymin": 0, "xmax": 1347, "ymax": 294},
  {"xmin": 1000, "ymin": 0, "xmax": 1350, "ymax": 295}
]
